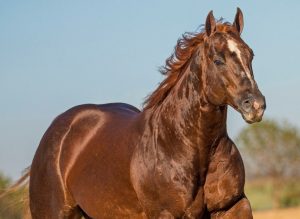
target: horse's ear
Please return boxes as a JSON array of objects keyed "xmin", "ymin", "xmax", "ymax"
[
  {"xmin": 205, "ymin": 10, "xmax": 216, "ymax": 37},
  {"xmin": 233, "ymin": 7, "xmax": 244, "ymax": 35}
]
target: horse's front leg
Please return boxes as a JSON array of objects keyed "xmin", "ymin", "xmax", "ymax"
[
  {"xmin": 182, "ymin": 187, "xmax": 205, "ymax": 219},
  {"xmin": 158, "ymin": 210, "xmax": 175, "ymax": 219},
  {"xmin": 210, "ymin": 196, "xmax": 252, "ymax": 219},
  {"xmin": 204, "ymin": 137, "xmax": 253, "ymax": 218}
]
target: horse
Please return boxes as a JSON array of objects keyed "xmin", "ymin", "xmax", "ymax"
[{"xmin": 15, "ymin": 8, "xmax": 266, "ymax": 219}]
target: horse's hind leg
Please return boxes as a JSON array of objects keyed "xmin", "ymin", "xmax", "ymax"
[
  {"xmin": 29, "ymin": 161, "xmax": 80, "ymax": 219},
  {"xmin": 210, "ymin": 197, "xmax": 253, "ymax": 219},
  {"xmin": 29, "ymin": 179, "xmax": 79, "ymax": 219},
  {"xmin": 30, "ymin": 190, "xmax": 83, "ymax": 219}
]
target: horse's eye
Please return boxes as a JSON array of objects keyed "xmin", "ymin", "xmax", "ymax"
[{"xmin": 214, "ymin": 59, "xmax": 224, "ymax": 66}]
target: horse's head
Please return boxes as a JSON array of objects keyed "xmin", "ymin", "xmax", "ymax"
[{"xmin": 201, "ymin": 8, "xmax": 266, "ymax": 123}]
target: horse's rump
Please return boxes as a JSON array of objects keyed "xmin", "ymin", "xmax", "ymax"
[{"xmin": 30, "ymin": 103, "xmax": 144, "ymax": 218}]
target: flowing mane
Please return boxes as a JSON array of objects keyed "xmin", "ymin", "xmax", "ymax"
[
  {"xmin": 143, "ymin": 21, "xmax": 231, "ymax": 110},
  {"xmin": 143, "ymin": 31, "xmax": 205, "ymax": 110}
]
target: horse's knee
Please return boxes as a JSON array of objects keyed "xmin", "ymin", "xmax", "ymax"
[
  {"xmin": 211, "ymin": 197, "xmax": 253, "ymax": 219},
  {"xmin": 158, "ymin": 210, "xmax": 175, "ymax": 219}
]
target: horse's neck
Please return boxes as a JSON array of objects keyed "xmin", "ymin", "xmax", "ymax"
[{"xmin": 150, "ymin": 59, "xmax": 227, "ymax": 152}]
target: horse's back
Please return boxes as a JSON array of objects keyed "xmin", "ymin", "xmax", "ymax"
[{"xmin": 30, "ymin": 103, "xmax": 144, "ymax": 218}]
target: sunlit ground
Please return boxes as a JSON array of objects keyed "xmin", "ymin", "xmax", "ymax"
[
  {"xmin": 246, "ymin": 178, "xmax": 300, "ymax": 219},
  {"xmin": 253, "ymin": 207, "xmax": 300, "ymax": 219}
]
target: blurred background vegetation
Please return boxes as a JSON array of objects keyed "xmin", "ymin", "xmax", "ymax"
[
  {"xmin": 237, "ymin": 119, "xmax": 300, "ymax": 211},
  {"xmin": 0, "ymin": 173, "xmax": 28, "ymax": 219},
  {"xmin": 0, "ymin": 118, "xmax": 300, "ymax": 218}
]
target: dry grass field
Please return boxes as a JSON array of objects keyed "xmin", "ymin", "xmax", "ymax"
[{"xmin": 253, "ymin": 207, "xmax": 300, "ymax": 219}]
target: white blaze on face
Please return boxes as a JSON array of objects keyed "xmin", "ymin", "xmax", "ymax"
[{"xmin": 227, "ymin": 39, "xmax": 255, "ymax": 87}]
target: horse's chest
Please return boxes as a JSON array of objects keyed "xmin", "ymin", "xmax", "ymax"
[
  {"xmin": 154, "ymin": 158, "xmax": 197, "ymax": 210},
  {"xmin": 130, "ymin": 143, "xmax": 198, "ymax": 217}
]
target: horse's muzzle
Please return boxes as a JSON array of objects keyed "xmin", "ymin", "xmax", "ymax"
[{"xmin": 239, "ymin": 94, "xmax": 266, "ymax": 124}]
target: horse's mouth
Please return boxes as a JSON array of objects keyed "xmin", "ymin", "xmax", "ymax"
[
  {"xmin": 239, "ymin": 107, "xmax": 265, "ymax": 124},
  {"xmin": 241, "ymin": 111, "xmax": 263, "ymax": 124}
]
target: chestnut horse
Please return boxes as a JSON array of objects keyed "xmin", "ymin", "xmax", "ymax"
[{"xmin": 23, "ymin": 8, "xmax": 265, "ymax": 219}]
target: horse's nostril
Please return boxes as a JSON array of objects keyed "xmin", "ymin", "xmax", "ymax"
[{"xmin": 242, "ymin": 99, "xmax": 253, "ymax": 111}]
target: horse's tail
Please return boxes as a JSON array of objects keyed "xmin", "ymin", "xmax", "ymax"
[{"xmin": 0, "ymin": 166, "xmax": 31, "ymax": 219}]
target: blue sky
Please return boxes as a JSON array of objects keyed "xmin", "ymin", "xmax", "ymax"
[{"xmin": 1, "ymin": 1, "xmax": 300, "ymax": 179}]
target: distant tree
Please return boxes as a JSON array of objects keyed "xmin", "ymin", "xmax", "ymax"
[
  {"xmin": 0, "ymin": 172, "xmax": 28, "ymax": 219},
  {"xmin": 236, "ymin": 119, "xmax": 300, "ymax": 208}
]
